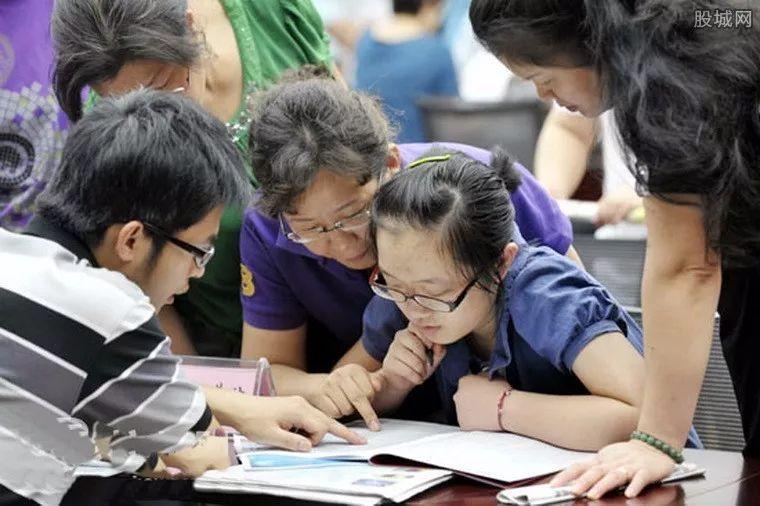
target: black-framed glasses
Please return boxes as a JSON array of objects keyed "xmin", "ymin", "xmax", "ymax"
[
  {"xmin": 143, "ymin": 222, "xmax": 215, "ymax": 269},
  {"xmin": 369, "ymin": 266, "xmax": 482, "ymax": 313},
  {"xmin": 279, "ymin": 207, "xmax": 372, "ymax": 244}
]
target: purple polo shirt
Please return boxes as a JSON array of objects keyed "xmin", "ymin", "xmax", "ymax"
[
  {"xmin": 0, "ymin": 0, "xmax": 69, "ymax": 231},
  {"xmin": 239, "ymin": 142, "xmax": 572, "ymax": 371}
]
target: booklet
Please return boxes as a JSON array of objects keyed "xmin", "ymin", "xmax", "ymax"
[
  {"xmin": 194, "ymin": 462, "xmax": 452, "ymax": 505},
  {"xmin": 238, "ymin": 419, "xmax": 592, "ymax": 485}
]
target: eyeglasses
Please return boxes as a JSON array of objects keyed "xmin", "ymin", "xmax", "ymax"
[
  {"xmin": 369, "ymin": 267, "xmax": 482, "ymax": 313},
  {"xmin": 280, "ymin": 207, "xmax": 371, "ymax": 244},
  {"xmin": 143, "ymin": 222, "xmax": 215, "ymax": 269}
]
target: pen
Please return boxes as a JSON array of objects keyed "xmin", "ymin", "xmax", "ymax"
[{"xmin": 425, "ymin": 347, "xmax": 434, "ymax": 367}]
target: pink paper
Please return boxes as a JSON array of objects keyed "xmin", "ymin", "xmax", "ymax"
[{"xmin": 181, "ymin": 364, "xmax": 259, "ymax": 395}]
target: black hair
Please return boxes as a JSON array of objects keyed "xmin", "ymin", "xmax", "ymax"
[
  {"xmin": 371, "ymin": 146, "xmax": 522, "ymax": 296},
  {"xmin": 248, "ymin": 76, "xmax": 395, "ymax": 217},
  {"xmin": 471, "ymin": 0, "xmax": 760, "ymax": 267},
  {"xmin": 393, "ymin": 0, "xmax": 425, "ymax": 15},
  {"xmin": 469, "ymin": 0, "xmax": 596, "ymax": 67},
  {"xmin": 52, "ymin": 0, "xmax": 201, "ymax": 122},
  {"xmin": 36, "ymin": 89, "xmax": 251, "ymax": 251}
]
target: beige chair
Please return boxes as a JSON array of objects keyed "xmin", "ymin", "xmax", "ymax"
[{"xmin": 625, "ymin": 307, "xmax": 745, "ymax": 451}]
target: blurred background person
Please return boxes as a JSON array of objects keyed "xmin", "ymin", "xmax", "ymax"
[
  {"xmin": 534, "ymin": 106, "xmax": 643, "ymax": 227},
  {"xmin": 312, "ymin": 0, "xmax": 390, "ymax": 83},
  {"xmin": 354, "ymin": 0, "xmax": 458, "ymax": 143}
]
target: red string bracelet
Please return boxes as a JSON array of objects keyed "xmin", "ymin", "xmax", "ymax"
[{"xmin": 497, "ymin": 385, "xmax": 513, "ymax": 432}]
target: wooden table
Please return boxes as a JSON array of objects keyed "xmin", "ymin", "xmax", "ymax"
[{"xmin": 65, "ymin": 449, "xmax": 760, "ymax": 505}]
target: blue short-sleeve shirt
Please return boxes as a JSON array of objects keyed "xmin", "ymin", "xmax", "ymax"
[
  {"xmin": 361, "ymin": 228, "xmax": 702, "ymax": 447},
  {"xmin": 239, "ymin": 142, "xmax": 572, "ymax": 371},
  {"xmin": 355, "ymin": 33, "xmax": 458, "ymax": 143}
]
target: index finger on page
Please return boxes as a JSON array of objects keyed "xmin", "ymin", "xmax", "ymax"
[
  {"xmin": 327, "ymin": 419, "xmax": 367, "ymax": 445},
  {"xmin": 351, "ymin": 395, "xmax": 381, "ymax": 432}
]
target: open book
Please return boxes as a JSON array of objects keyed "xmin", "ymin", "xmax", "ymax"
[{"xmin": 237, "ymin": 419, "xmax": 592, "ymax": 485}]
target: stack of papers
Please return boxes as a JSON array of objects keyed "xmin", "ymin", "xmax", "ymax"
[
  {"xmin": 195, "ymin": 419, "xmax": 593, "ymax": 503},
  {"xmin": 195, "ymin": 461, "xmax": 451, "ymax": 505}
]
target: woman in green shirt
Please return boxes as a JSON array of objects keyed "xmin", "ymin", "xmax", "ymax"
[{"xmin": 52, "ymin": 0, "xmax": 334, "ymax": 356}]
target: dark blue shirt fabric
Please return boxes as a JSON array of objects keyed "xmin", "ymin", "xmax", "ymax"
[
  {"xmin": 362, "ymin": 227, "xmax": 702, "ymax": 448},
  {"xmin": 355, "ymin": 31, "xmax": 458, "ymax": 143}
]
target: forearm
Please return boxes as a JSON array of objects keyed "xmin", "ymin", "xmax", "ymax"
[
  {"xmin": 637, "ymin": 266, "xmax": 720, "ymax": 448},
  {"xmin": 633, "ymin": 196, "xmax": 723, "ymax": 449},
  {"xmin": 371, "ymin": 381, "xmax": 415, "ymax": 415},
  {"xmin": 533, "ymin": 110, "xmax": 595, "ymax": 199},
  {"xmin": 158, "ymin": 435, "xmax": 230, "ymax": 478},
  {"xmin": 501, "ymin": 391, "xmax": 639, "ymax": 451},
  {"xmin": 202, "ymin": 386, "xmax": 250, "ymax": 427},
  {"xmin": 269, "ymin": 364, "xmax": 328, "ymax": 398},
  {"xmin": 334, "ymin": 340, "xmax": 382, "ymax": 371}
]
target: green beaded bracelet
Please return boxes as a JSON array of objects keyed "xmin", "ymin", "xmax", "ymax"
[{"xmin": 630, "ymin": 430, "xmax": 684, "ymax": 464}]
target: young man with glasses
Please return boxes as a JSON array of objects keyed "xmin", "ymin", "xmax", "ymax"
[{"xmin": 0, "ymin": 90, "xmax": 361, "ymax": 505}]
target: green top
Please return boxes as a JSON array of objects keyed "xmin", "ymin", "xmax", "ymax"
[{"xmin": 172, "ymin": 0, "xmax": 332, "ymax": 347}]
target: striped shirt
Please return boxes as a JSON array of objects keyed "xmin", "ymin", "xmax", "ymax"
[{"xmin": 0, "ymin": 218, "xmax": 212, "ymax": 505}]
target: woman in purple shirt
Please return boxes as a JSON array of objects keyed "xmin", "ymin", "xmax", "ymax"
[{"xmin": 240, "ymin": 73, "xmax": 578, "ymax": 426}]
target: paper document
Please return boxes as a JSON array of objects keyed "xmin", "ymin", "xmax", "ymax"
[
  {"xmin": 241, "ymin": 419, "xmax": 592, "ymax": 484},
  {"xmin": 371, "ymin": 430, "xmax": 590, "ymax": 483},
  {"xmin": 243, "ymin": 419, "xmax": 459, "ymax": 460},
  {"xmin": 195, "ymin": 462, "xmax": 451, "ymax": 505}
]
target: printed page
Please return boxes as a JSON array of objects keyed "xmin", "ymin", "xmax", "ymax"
[
  {"xmin": 243, "ymin": 419, "xmax": 460, "ymax": 461},
  {"xmin": 373, "ymin": 430, "xmax": 592, "ymax": 483},
  {"xmin": 196, "ymin": 462, "xmax": 451, "ymax": 503},
  {"xmin": 195, "ymin": 475, "xmax": 380, "ymax": 506}
]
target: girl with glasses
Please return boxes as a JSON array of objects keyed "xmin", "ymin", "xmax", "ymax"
[
  {"xmin": 241, "ymin": 73, "xmax": 577, "ymax": 431},
  {"xmin": 357, "ymin": 147, "xmax": 701, "ymax": 451}
]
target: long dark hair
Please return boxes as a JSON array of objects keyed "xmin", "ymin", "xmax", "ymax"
[
  {"xmin": 470, "ymin": 0, "xmax": 596, "ymax": 67},
  {"xmin": 471, "ymin": 0, "xmax": 760, "ymax": 266},
  {"xmin": 371, "ymin": 147, "xmax": 522, "ymax": 293}
]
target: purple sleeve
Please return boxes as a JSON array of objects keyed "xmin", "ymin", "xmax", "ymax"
[
  {"xmin": 239, "ymin": 212, "xmax": 307, "ymax": 330},
  {"xmin": 510, "ymin": 163, "xmax": 573, "ymax": 254}
]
